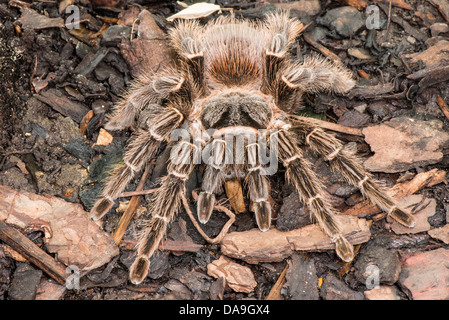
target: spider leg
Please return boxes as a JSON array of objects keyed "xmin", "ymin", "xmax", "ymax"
[
  {"xmin": 197, "ymin": 137, "xmax": 226, "ymax": 224},
  {"xmin": 129, "ymin": 139, "xmax": 197, "ymax": 284},
  {"xmin": 168, "ymin": 20, "xmax": 206, "ymax": 93},
  {"xmin": 262, "ymin": 12, "xmax": 304, "ymax": 95},
  {"xmin": 245, "ymin": 141, "xmax": 271, "ymax": 231},
  {"xmin": 90, "ymin": 107, "xmax": 184, "ymax": 220},
  {"xmin": 291, "ymin": 118, "xmax": 415, "ymax": 228},
  {"xmin": 271, "ymin": 127, "xmax": 354, "ymax": 262}
]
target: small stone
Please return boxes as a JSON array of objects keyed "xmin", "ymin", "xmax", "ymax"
[
  {"xmin": 367, "ymin": 101, "xmax": 394, "ymax": 120},
  {"xmin": 317, "ymin": 6, "xmax": 365, "ymax": 37},
  {"xmin": 163, "ymin": 279, "xmax": 192, "ymax": 299},
  {"xmin": 63, "ymin": 138, "xmax": 95, "ymax": 161},
  {"xmin": 364, "ymin": 285, "xmax": 402, "ymax": 300},
  {"xmin": 101, "ymin": 25, "xmax": 131, "ymax": 47},
  {"xmin": 207, "ymin": 256, "xmax": 257, "ymax": 293},
  {"xmin": 284, "ymin": 254, "xmax": 319, "ymax": 300},
  {"xmin": 398, "ymin": 248, "xmax": 449, "ymax": 300},
  {"xmin": 8, "ymin": 263, "xmax": 43, "ymax": 300},
  {"xmin": 406, "ymin": 36, "xmax": 416, "ymax": 44},
  {"xmin": 320, "ymin": 273, "xmax": 364, "ymax": 300}
]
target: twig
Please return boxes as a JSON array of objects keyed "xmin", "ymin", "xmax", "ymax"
[
  {"xmin": 181, "ymin": 192, "xmax": 235, "ymax": 244},
  {"xmin": 436, "ymin": 96, "xmax": 449, "ymax": 120},
  {"xmin": 0, "ymin": 221, "xmax": 67, "ymax": 285},
  {"xmin": 112, "ymin": 165, "xmax": 151, "ymax": 245},
  {"xmin": 265, "ymin": 263, "xmax": 289, "ymax": 300},
  {"xmin": 303, "ymin": 32, "xmax": 342, "ymax": 65},
  {"xmin": 118, "ymin": 188, "xmax": 159, "ymax": 198}
]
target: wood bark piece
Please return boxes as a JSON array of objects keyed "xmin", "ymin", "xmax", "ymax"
[
  {"xmin": 390, "ymin": 195, "xmax": 436, "ymax": 234},
  {"xmin": 363, "ymin": 117, "xmax": 449, "ymax": 173},
  {"xmin": 18, "ymin": 7, "xmax": 65, "ymax": 30},
  {"xmin": 118, "ymin": 10, "xmax": 172, "ymax": 78},
  {"xmin": 207, "ymin": 255, "xmax": 257, "ymax": 293},
  {"xmin": 428, "ymin": 0, "xmax": 449, "ymax": 23},
  {"xmin": 399, "ymin": 248, "xmax": 449, "ymax": 300},
  {"xmin": 221, "ymin": 215, "xmax": 370, "ymax": 264},
  {"xmin": 0, "ymin": 185, "xmax": 119, "ymax": 273},
  {"xmin": 428, "ymin": 224, "xmax": 449, "ymax": 244},
  {"xmin": 405, "ymin": 40, "xmax": 449, "ymax": 67},
  {"xmin": 35, "ymin": 89, "xmax": 90, "ymax": 123}
]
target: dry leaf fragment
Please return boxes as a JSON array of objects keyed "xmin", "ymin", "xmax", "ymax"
[{"xmin": 167, "ymin": 3, "xmax": 223, "ymax": 21}]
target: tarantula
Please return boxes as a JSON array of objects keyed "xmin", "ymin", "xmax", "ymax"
[{"xmin": 90, "ymin": 12, "xmax": 415, "ymax": 284}]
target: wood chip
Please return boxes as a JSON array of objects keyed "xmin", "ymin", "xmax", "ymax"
[
  {"xmin": 224, "ymin": 179, "xmax": 246, "ymax": 214},
  {"xmin": 207, "ymin": 256, "xmax": 257, "ymax": 293},
  {"xmin": 35, "ymin": 89, "xmax": 90, "ymax": 123},
  {"xmin": 221, "ymin": 216, "xmax": 370, "ymax": 264},
  {"xmin": 18, "ymin": 7, "xmax": 64, "ymax": 30},
  {"xmin": 428, "ymin": 224, "xmax": 449, "ymax": 244},
  {"xmin": 95, "ymin": 128, "xmax": 114, "ymax": 146}
]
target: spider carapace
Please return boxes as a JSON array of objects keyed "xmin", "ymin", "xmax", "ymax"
[{"xmin": 90, "ymin": 12, "xmax": 415, "ymax": 284}]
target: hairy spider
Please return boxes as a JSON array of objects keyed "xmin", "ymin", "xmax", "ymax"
[{"xmin": 90, "ymin": 12, "xmax": 415, "ymax": 284}]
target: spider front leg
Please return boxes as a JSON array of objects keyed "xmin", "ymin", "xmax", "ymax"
[
  {"xmin": 130, "ymin": 139, "xmax": 197, "ymax": 284},
  {"xmin": 90, "ymin": 107, "xmax": 184, "ymax": 220},
  {"xmin": 271, "ymin": 127, "xmax": 354, "ymax": 262},
  {"xmin": 292, "ymin": 118, "xmax": 415, "ymax": 227},
  {"xmin": 197, "ymin": 137, "xmax": 226, "ymax": 224},
  {"xmin": 245, "ymin": 141, "xmax": 271, "ymax": 231}
]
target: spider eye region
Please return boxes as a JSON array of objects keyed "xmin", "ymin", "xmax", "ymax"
[{"xmin": 200, "ymin": 91, "xmax": 272, "ymax": 129}]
